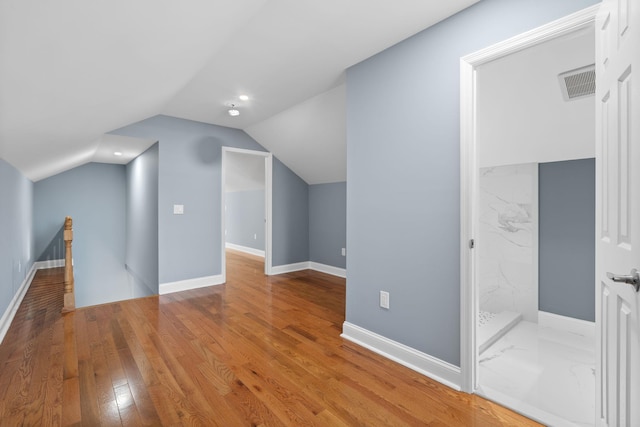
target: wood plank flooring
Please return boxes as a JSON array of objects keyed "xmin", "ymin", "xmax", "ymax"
[{"xmin": 0, "ymin": 250, "xmax": 541, "ymax": 426}]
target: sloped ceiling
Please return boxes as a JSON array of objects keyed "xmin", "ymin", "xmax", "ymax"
[{"xmin": 0, "ymin": 0, "xmax": 479, "ymax": 183}]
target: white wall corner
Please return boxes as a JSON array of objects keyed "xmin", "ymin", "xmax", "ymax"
[
  {"xmin": 225, "ymin": 242, "xmax": 265, "ymax": 258},
  {"xmin": 341, "ymin": 322, "xmax": 462, "ymax": 391},
  {"xmin": 159, "ymin": 274, "xmax": 225, "ymax": 295},
  {"xmin": 0, "ymin": 263, "xmax": 38, "ymax": 344},
  {"xmin": 308, "ymin": 262, "xmax": 346, "ymax": 278},
  {"xmin": 538, "ymin": 310, "xmax": 595, "ymax": 339}
]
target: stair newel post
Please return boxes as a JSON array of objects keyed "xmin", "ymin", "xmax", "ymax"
[{"xmin": 62, "ymin": 216, "xmax": 75, "ymax": 313}]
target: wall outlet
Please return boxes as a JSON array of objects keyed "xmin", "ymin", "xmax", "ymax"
[
  {"xmin": 173, "ymin": 204, "xmax": 184, "ymax": 215},
  {"xmin": 380, "ymin": 291, "xmax": 390, "ymax": 309},
  {"xmin": 254, "ymin": 233, "xmax": 257, "ymax": 240},
  {"xmin": 341, "ymin": 247, "xmax": 346, "ymax": 256}
]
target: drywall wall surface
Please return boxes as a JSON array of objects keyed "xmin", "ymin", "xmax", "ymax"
[
  {"xmin": 309, "ymin": 182, "xmax": 346, "ymax": 269},
  {"xmin": 34, "ymin": 163, "xmax": 128, "ymax": 307},
  {"xmin": 0, "ymin": 159, "xmax": 34, "ymax": 317},
  {"xmin": 111, "ymin": 115, "xmax": 309, "ymax": 283},
  {"xmin": 126, "ymin": 143, "xmax": 159, "ymax": 295},
  {"xmin": 346, "ymin": 0, "xmax": 599, "ymax": 366},
  {"xmin": 539, "ymin": 158, "xmax": 595, "ymax": 321},
  {"xmin": 272, "ymin": 157, "xmax": 309, "ymax": 265},
  {"xmin": 477, "ymin": 28, "xmax": 595, "ymax": 168},
  {"xmin": 226, "ymin": 190, "xmax": 265, "ymax": 251}
]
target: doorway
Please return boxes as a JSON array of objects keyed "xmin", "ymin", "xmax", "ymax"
[
  {"xmin": 221, "ymin": 147, "xmax": 273, "ymax": 281},
  {"xmin": 460, "ymin": 6, "xmax": 599, "ymax": 426}
]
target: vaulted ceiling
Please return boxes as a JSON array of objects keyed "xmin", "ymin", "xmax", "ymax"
[{"xmin": 0, "ymin": 0, "xmax": 478, "ymax": 183}]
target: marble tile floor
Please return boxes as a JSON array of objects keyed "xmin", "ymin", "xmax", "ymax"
[
  {"xmin": 478, "ymin": 320, "xmax": 595, "ymax": 427},
  {"xmin": 478, "ymin": 310, "xmax": 522, "ymax": 353}
]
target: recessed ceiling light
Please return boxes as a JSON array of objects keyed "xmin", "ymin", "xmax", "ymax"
[
  {"xmin": 239, "ymin": 94, "xmax": 249, "ymax": 101},
  {"xmin": 114, "ymin": 151, "xmax": 123, "ymax": 156}
]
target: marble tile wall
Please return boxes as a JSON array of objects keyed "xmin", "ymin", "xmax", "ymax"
[{"xmin": 478, "ymin": 163, "xmax": 538, "ymax": 322}]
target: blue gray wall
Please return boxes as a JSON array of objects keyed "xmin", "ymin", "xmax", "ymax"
[
  {"xmin": 539, "ymin": 158, "xmax": 595, "ymax": 322},
  {"xmin": 272, "ymin": 157, "xmax": 309, "ymax": 265},
  {"xmin": 309, "ymin": 182, "xmax": 346, "ymax": 269},
  {"xmin": 0, "ymin": 159, "xmax": 34, "ymax": 318},
  {"xmin": 226, "ymin": 190, "xmax": 265, "ymax": 251},
  {"xmin": 34, "ymin": 163, "xmax": 129, "ymax": 307},
  {"xmin": 112, "ymin": 115, "xmax": 309, "ymax": 282},
  {"xmin": 346, "ymin": 0, "xmax": 599, "ymax": 366},
  {"xmin": 126, "ymin": 143, "xmax": 159, "ymax": 296}
]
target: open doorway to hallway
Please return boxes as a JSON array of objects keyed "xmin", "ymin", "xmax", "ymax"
[{"xmin": 221, "ymin": 148, "xmax": 273, "ymax": 280}]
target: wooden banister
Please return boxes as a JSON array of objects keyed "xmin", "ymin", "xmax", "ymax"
[{"xmin": 62, "ymin": 216, "xmax": 75, "ymax": 313}]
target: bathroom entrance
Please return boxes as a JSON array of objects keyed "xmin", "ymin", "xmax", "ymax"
[
  {"xmin": 463, "ymin": 3, "xmax": 640, "ymax": 426},
  {"xmin": 460, "ymin": 7, "xmax": 598, "ymax": 426}
]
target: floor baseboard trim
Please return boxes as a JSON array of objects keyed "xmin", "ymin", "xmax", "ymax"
[
  {"xmin": 270, "ymin": 261, "xmax": 347, "ymax": 278},
  {"xmin": 0, "ymin": 263, "xmax": 38, "ymax": 344},
  {"xmin": 341, "ymin": 322, "xmax": 461, "ymax": 391},
  {"xmin": 538, "ymin": 310, "xmax": 594, "ymax": 338},
  {"xmin": 270, "ymin": 262, "xmax": 310, "ymax": 275},
  {"xmin": 34, "ymin": 259, "xmax": 65, "ymax": 269},
  {"xmin": 160, "ymin": 274, "xmax": 224, "ymax": 295},
  {"xmin": 225, "ymin": 242, "xmax": 265, "ymax": 258},
  {"xmin": 308, "ymin": 262, "xmax": 346, "ymax": 278}
]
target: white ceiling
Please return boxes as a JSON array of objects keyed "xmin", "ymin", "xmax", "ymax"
[{"xmin": 0, "ymin": 0, "xmax": 479, "ymax": 183}]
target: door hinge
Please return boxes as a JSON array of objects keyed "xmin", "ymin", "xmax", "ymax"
[{"xmin": 469, "ymin": 239, "xmax": 475, "ymax": 249}]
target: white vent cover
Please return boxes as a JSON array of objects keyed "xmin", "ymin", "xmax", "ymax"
[{"xmin": 558, "ymin": 64, "xmax": 596, "ymax": 101}]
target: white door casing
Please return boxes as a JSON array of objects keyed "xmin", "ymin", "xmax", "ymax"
[
  {"xmin": 595, "ymin": 0, "xmax": 640, "ymax": 426},
  {"xmin": 221, "ymin": 147, "xmax": 273, "ymax": 280},
  {"xmin": 459, "ymin": 6, "xmax": 599, "ymax": 394}
]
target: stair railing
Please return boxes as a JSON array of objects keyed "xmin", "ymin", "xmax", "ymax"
[{"xmin": 62, "ymin": 216, "xmax": 75, "ymax": 313}]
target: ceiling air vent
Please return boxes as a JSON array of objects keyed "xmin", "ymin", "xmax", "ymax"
[{"xmin": 558, "ymin": 64, "xmax": 596, "ymax": 101}]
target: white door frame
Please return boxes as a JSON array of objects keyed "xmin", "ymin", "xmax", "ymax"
[
  {"xmin": 459, "ymin": 5, "xmax": 599, "ymax": 393},
  {"xmin": 221, "ymin": 147, "xmax": 273, "ymax": 281}
]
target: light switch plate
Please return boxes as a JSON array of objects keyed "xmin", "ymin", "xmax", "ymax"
[{"xmin": 173, "ymin": 204, "xmax": 184, "ymax": 215}]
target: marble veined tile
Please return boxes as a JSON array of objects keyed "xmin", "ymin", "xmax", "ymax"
[
  {"xmin": 478, "ymin": 310, "xmax": 522, "ymax": 354},
  {"xmin": 478, "ymin": 163, "xmax": 538, "ymax": 322},
  {"xmin": 479, "ymin": 321, "xmax": 595, "ymax": 427}
]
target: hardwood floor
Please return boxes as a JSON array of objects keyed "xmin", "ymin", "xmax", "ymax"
[{"xmin": 0, "ymin": 250, "xmax": 541, "ymax": 426}]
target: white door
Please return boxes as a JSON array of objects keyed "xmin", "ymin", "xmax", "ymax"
[{"xmin": 596, "ymin": 0, "xmax": 640, "ymax": 426}]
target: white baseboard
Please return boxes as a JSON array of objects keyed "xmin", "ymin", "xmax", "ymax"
[
  {"xmin": 34, "ymin": 259, "xmax": 65, "ymax": 269},
  {"xmin": 308, "ymin": 261, "xmax": 346, "ymax": 278},
  {"xmin": 159, "ymin": 274, "xmax": 224, "ymax": 295},
  {"xmin": 341, "ymin": 322, "xmax": 461, "ymax": 391},
  {"xmin": 270, "ymin": 262, "xmax": 310, "ymax": 275},
  {"xmin": 0, "ymin": 263, "xmax": 38, "ymax": 344},
  {"xmin": 538, "ymin": 310, "xmax": 595, "ymax": 339},
  {"xmin": 270, "ymin": 261, "xmax": 347, "ymax": 278},
  {"xmin": 225, "ymin": 242, "xmax": 265, "ymax": 258}
]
